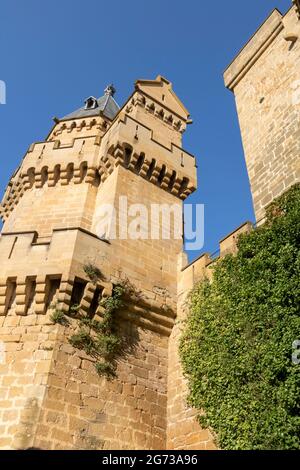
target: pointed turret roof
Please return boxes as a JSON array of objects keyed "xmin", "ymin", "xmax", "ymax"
[{"xmin": 60, "ymin": 84, "xmax": 120, "ymax": 121}]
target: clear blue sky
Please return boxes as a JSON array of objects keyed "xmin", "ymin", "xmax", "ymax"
[{"xmin": 0, "ymin": 0, "xmax": 291, "ymax": 261}]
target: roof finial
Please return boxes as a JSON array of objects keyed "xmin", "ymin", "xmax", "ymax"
[{"xmin": 104, "ymin": 84, "xmax": 116, "ymax": 97}]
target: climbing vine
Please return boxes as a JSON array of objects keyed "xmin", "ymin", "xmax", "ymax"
[
  {"xmin": 179, "ymin": 184, "xmax": 300, "ymax": 450},
  {"xmin": 69, "ymin": 284, "xmax": 125, "ymax": 377},
  {"xmin": 50, "ymin": 274, "xmax": 133, "ymax": 377}
]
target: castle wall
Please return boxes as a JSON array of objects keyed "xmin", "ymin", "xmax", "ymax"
[
  {"xmin": 0, "ymin": 162, "xmax": 179, "ymax": 449},
  {"xmin": 33, "ymin": 319, "xmax": 168, "ymax": 450},
  {"xmin": 0, "ymin": 95, "xmax": 190, "ymax": 450},
  {"xmin": 167, "ymin": 253, "xmax": 216, "ymax": 450},
  {"xmin": 224, "ymin": 6, "xmax": 300, "ymax": 222},
  {"xmin": 2, "ymin": 31, "xmax": 293, "ymax": 449},
  {"xmin": 167, "ymin": 222, "xmax": 253, "ymax": 450},
  {"xmin": 0, "ymin": 223, "xmax": 173, "ymax": 449},
  {"xmin": 3, "ymin": 183, "xmax": 95, "ymax": 238},
  {"xmin": 0, "ymin": 312, "xmax": 58, "ymax": 449}
]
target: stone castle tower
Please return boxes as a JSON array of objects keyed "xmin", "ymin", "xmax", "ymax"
[
  {"xmin": 0, "ymin": 1, "xmax": 299, "ymax": 450},
  {"xmin": 224, "ymin": 1, "xmax": 300, "ymax": 222}
]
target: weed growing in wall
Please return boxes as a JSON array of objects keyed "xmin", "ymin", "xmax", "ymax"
[
  {"xmin": 50, "ymin": 306, "xmax": 69, "ymax": 326},
  {"xmin": 69, "ymin": 284, "xmax": 124, "ymax": 377},
  {"xmin": 50, "ymin": 275, "xmax": 130, "ymax": 377},
  {"xmin": 83, "ymin": 263, "xmax": 103, "ymax": 285}
]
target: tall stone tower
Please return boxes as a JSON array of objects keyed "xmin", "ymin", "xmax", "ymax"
[
  {"xmin": 224, "ymin": 2, "xmax": 300, "ymax": 222},
  {"xmin": 0, "ymin": 76, "xmax": 197, "ymax": 449}
]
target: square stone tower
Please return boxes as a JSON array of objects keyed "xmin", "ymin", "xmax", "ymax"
[
  {"xmin": 0, "ymin": 76, "xmax": 197, "ymax": 449},
  {"xmin": 224, "ymin": 2, "xmax": 300, "ymax": 222}
]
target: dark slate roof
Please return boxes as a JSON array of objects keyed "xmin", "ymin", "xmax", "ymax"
[{"xmin": 60, "ymin": 88, "xmax": 120, "ymax": 122}]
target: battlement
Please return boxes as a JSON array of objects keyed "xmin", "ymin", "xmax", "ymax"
[
  {"xmin": 100, "ymin": 112, "xmax": 197, "ymax": 199},
  {"xmin": 0, "ymin": 227, "xmax": 176, "ymax": 335},
  {"xmin": 47, "ymin": 116, "xmax": 109, "ymax": 143},
  {"xmin": 1, "ymin": 84, "xmax": 197, "ymax": 226},
  {"xmin": 178, "ymin": 221, "xmax": 253, "ymax": 297},
  {"xmin": 293, "ymin": 0, "xmax": 300, "ymax": 18}
]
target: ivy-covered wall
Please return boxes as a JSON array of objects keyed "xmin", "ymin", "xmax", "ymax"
[{"xmin": 180, "ymin": 185, "xmax": 300, "ymax": 450}]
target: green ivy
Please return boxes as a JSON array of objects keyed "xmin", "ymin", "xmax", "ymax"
[
  {"xmin": 179, "ymin": 184, "xmax": 300, "ymax": 450},
  {"xmin": 83, "ymin": 263, "xmax": 102, "ymax": 284},
  {"xmin": 50, "ymin": 307, "xmax": 69, "ymax": 326}
]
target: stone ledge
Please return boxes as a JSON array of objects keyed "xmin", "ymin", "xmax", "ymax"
[{"xmin": 224, "ymin": 9, "xmax": 283, "ymax": 91}]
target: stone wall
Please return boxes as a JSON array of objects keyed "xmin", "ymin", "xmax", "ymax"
[
  {"xmin": 0, "ymin": 75, "xmax": 196, "ymax": 450},
  {"xmin": 167, "ymin": 222, "xmax": 253, "ymax": 450},
  {"xmin": 224, "ymin": 5, "xmax": 300, "ymax": 222},
  {"xmin": 33, "ymin": 319, "xmax": 168, "ymax": 450},
  {"xmin": 0, "ymin": 304, "xmax": 169, "ymax": 450}
]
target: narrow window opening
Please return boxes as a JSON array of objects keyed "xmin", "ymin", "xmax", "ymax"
[
  {"xmin": 8, "ymin": 236, "xmax": 18, "ymax": 259},
  {"xmin": 147, "ymin": 159, "xmax": 156, "ymax": 179},
  {"xmin": 135, "ymin": 153, "xmax": 145, "ymax": 173},
  {"xmin": 124, "ymin": 147, "xmax": 132, "ymax": 167},
  {"xmin": 25, "ymin": 278, "xmax": 36, "ymax": 315},
  {"xmin": 157, "ymin": 165, "xmax": 166, "ymax": 185},
  {"xmin": 181, "ymin": 153, "xmax": 184, "ymax": 167},
  {"xmin": 88, "ymin": 287, "xmax": 102, "ymax": 318},
  {"xmin": 5, "ymin": 279, "xmax": 17, "ymax": 315},
  {"xmin": 45, "ymin": 277, "xmax": 61, "ymax": 312}
]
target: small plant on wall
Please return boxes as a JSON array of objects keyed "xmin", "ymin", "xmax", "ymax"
[
  {"xmin": 50, "ymin": 305, "xmax": 69, "ymax": 326},
  {"xmin": 49, "ymin": 264, "xmax": 140, "ymax": 378},
  {"xmin": 83, "ymin": 262, "xmax": 103, "ymax": 285}
]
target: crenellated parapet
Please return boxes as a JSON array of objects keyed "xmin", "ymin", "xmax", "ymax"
[
  {"xmin": 1, "ymin": 118, "xmax": 196, "ymax": 223},
  {"xmin": 224, "ymin": 4, "xmax": 300, "ymax": 222},
  {"xmin": 0, "ymin": 160, "xmax": 100, "ymax": 223},
  {"xmin": 47, "ymin": 116, "xmax": 109, "ymax": 143},
  {"xmin": 293, "ymin": 1, "xmax": 300, "ymax": 19},
  {"xmin": 126, "ymin": 92, "xmax": 187, "ymax": 135},
  {"xmin": 98, "ymin": 112, "xmax": 197, "ymax": 199},
  {"xmin": 179, "ymin": 221, "xmax": 254, "ymax": 298},
  {"xmin": 0, "ymin": 271, "xmax": 176, "ymax": 336}
]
